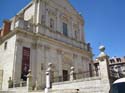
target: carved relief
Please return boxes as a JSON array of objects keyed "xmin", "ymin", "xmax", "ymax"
[{"xmin": 16, "ymin": 38, "xmax": 23, "ymax": 45}]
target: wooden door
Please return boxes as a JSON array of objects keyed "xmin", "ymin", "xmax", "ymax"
[{"xmin": 63, "ymin": 70, "xmax": 68, "ymax": 81}]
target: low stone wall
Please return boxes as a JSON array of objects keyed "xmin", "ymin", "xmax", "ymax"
[
  {"xmin": 0, "ymin": 77, "xmax": 110, "ymax": 93},
  {"xmin": 52, "ymin": 76, "xmax": 104, "ymax": 93},
  {"xmin": 7, "ymin": 87, "xmax": 27, "ymax": 93}
]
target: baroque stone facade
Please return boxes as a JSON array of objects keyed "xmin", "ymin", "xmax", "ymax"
[{"xmin": 0, "ymin": 0, "xmax": 93, "ymax": 91}]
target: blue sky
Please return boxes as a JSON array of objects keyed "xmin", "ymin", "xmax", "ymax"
[{"xmin": 0, "ymin": 0, "xmax": 125, "ymax": 58}]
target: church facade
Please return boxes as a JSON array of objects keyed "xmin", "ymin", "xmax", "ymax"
[{"xmin": 0, "ymin": 0, "xmax": 93, "ymax": 90}]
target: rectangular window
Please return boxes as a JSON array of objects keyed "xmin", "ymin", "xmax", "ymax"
[
  {"xmin": 41, "ymin": 15, "xmax": 45, "ymax": 24},
  {"xmin": 21, "ymin": 47, "xmax": 30, "ymax": 81},
  {"xmin": 74, "ymin": 30, "xmax": 77, "ymax": 39},
  {"xmin": 63, "ymin": 22, "xmax": 68, "ymax": 36},
  {"xmin": 50, "ymin": 18, "xmax": 54, "ymax": 29}
]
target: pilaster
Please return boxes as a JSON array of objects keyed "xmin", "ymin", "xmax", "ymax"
[{"xmin": 57, "ymin": 49, "xmax": 63, "ymax": 77}]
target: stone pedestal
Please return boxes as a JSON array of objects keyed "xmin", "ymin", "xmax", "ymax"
[
  {"xmin": 44, "ymin": 63, "xmax": 52, "ymax": 93},
  {"xmin": 70, "ymin": 67, "xmax": 76, "ymax": 81},
  {"xmin": 97, "ymin": 45, "xmax": 111, "ymax": 93},
  {"xmin": 27, "ymin": 70, "xmax": 32, "ymax": 91},
  {"xmin": 8, "ymin": 77, "xmax": 13, "ymax": 88}
]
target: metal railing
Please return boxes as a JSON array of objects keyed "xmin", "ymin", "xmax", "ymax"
[
  {"xmin": 9, "ymin": 80, "xmax": 27, "ymax": 88},
  {"xmin": 52, "ymin": 70, "xmax": 99, "ymax": 83}
]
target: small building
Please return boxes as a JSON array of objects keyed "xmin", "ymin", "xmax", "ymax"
[{"xmin": 94, "ymin": 56, "xmax": 125, "ymax": 82}]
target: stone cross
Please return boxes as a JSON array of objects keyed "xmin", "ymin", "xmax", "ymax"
[
  {"xmin": 70, "ymin": 66, "xmax": 76, "ymax": 81},
  {"xmin": 27, "ymin": 69, "xmax": 32, "ymax": 91}
]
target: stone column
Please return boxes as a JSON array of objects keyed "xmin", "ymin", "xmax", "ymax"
[
  {"xmin": 36, "ymin": 43, "xmax": 43, "ymax": 89},
  {"xmin": 45, "ymin": 3, "xmax": 49, "ymax": 27},
  {"xmin": 56, "ymin": 9, "xmax": 60, "ymax": 32},
  {"xmin": 57, "ymin": 49, "xmax": 63, "ymax": 80},
  {"xmin": 69, "ymin": 17, "xmax": 73, "ymax": 38},
  {"xmin": 79, "ymin": 24, "xmax": 84, "ymax": 42},
  {"xmin": 13, "ymin": 39, "xmax": 23, "ymax": 83},
  {"xmin": 73, "ymin": 54, "xmax": 78, "ymax": 73},
  {"xmin": 32, "ymin": 0, "xmax": 39, "ymax": 33},
  {"xmin": 35, "ymin": 0, "xmax": 42, "ymax": 33},
  {"xmin": 70, "ymin": 67, "xmax": 76, "ymax": 81},
  {"xmin": 97, "ymin": 45, "xmax": 111, "ymax": 93},
  {"xmin": 27, "ymin": 69, "xmax": 32, "ymax": 91}
]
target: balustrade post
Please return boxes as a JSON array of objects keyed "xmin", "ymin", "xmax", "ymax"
[
  {"xmin": 27, "ymin": 69, "xmax": 32, "ymax": 91},
  {"xmin": 70, "ymin": 67, "xmax": 76, "ymax": 81},
  {"xmin": 45, "ymin": 63, "xmax": 52, "ymax": 93}
]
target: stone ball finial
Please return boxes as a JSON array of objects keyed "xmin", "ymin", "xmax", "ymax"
[
  {"xmin": 48, "ymin": 63, "xmax": 52, "ymax": 67},
  {"xmin": 46, "ymin": 71, "xmax": 49, "ymax": 75},
  {"xmin": 99, "ymin": 45, "xmax": 105, "ymax": 52},
  {"xmin": 71, "ymin": 66, "xmax": 75, "ymax": 70}
]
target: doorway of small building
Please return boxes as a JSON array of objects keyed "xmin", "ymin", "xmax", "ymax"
[{"xmin": 63, "ymin": 70, "xmax": 69, "ymax": 81}]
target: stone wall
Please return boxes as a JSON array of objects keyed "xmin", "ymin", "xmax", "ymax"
[
  {"xmin": 0, "ymin": 35, "xmax": 16, "ymax": 90},
  {"xmin": 12, "ymin": 31, "xmax": 92, "ymax": 89}
]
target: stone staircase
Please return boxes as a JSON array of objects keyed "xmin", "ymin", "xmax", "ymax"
[{"xmin": 0, "ymin": 77, "xmax": 106, "ymax": 93}]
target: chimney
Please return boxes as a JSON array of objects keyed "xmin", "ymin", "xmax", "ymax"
[
  {"xmin": 0, "ymin": 29, "xmax": 1, "ymax": 37},
  {"xmin": 1, "ymin": 20, "xmax": 11, "ymax": 37}
]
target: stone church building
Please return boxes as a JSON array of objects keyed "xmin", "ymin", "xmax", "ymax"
[{"xmin": 0, "ymin": 0, "xmax": 93, "ymax": 91}]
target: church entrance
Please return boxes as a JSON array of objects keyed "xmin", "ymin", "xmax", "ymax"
[
  {"xmin": 21, "ymin": 47, "xmax": 30, "ymax": 81},
  {"xmin": 63, "ymin": 70, "xmax": 68, "ymax": 81}
]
